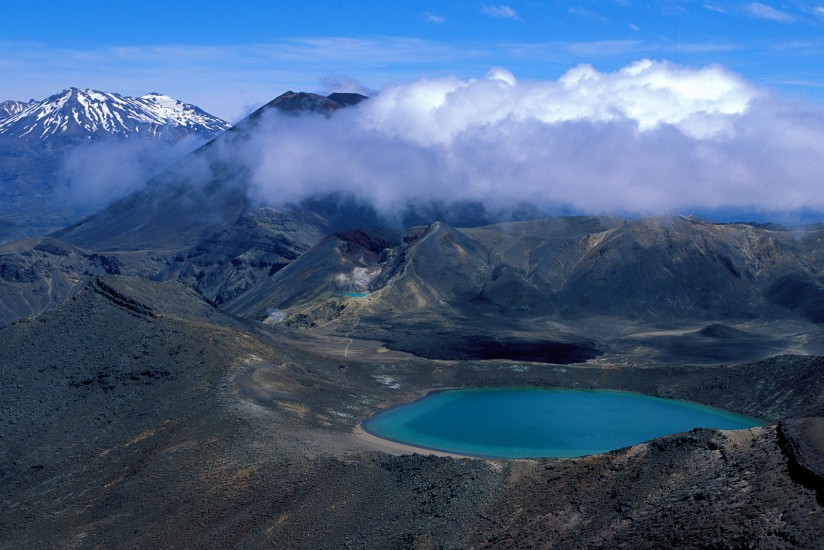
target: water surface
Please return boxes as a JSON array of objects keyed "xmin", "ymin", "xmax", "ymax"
[
  {"xmin": 363, "ymin": 388, "xmax": 763, "ymax": 458},
  {"xmin": 334, "ymin": 291, "xmax": 368, "ymax": 298}
]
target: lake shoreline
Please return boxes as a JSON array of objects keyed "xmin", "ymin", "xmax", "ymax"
[{"xmin": 358, "ymin": 387, "xmax": 765, "ymax": 459}]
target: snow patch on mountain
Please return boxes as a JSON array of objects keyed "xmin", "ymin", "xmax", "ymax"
[
  {"xmin": 0, "ymin": 88, "xmax": 230, "ymax": 143},
  {"xmin": 0, "ymin": 100, "xmax": 36, "ymax": 121}
]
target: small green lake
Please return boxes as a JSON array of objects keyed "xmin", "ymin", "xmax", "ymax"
[
  {"xmin": 362, "ymin": 388, "xmax": 764, "ymax": 458},
  {"xmin": 333, "ymin": 291, "xmax": 369, "ymax": 298}
]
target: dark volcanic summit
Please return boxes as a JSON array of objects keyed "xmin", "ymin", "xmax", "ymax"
[{"xmin": 256, "ymin": 90, "xmax": 367, "ymax": 117}]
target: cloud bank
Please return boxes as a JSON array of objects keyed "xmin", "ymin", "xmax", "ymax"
[
  {"xmin": 235, "ymin": 59, "xmax": 824, "ymax": 222},
  {"xmin": 483, "ymin": 5, "xmax": 521, "ymax": 21},
  {"xmin": 59, "ymin": 135, "xmax": 208, "ymax": 212},
  {"xmin": 746, "ymin": 2, "xmax": 795, "ymax": 22}
]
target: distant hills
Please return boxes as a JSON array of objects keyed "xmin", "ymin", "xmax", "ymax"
[
  {"xmin": 3, "ymin": 87, "xmax": 824, "ymax": 357},
  {"xmin": 220, "ymin": 216, "xmax": 824, "ymax": 363}
]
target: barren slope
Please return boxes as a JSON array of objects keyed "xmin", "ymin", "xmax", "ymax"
[{"xmin": 1, "ymin": 275, "xmax": 823, "ymax": 548}]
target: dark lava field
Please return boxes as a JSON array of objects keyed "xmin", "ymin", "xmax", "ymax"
[{"xmin": 1, "ymin": 93, "xmax": 824, "ymax": 548}]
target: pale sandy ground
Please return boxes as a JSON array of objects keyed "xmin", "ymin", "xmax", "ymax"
[{"xmin": 352, "ymin": 424, "xmax": 472, "ymax": 458}]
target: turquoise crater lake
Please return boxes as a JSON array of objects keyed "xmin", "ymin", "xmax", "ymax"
[{"xmin": 363, "ymin": 388, "xmax": 764, "ymax": 458}]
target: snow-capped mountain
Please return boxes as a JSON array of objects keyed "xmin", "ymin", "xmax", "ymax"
[
  {"xmin": 0, "ymin": 88, "xmax": 231, "ymax": 242},
  {"xmin": 0, "ymin": 99, "xmax": 36, "ymax": 120},
  {"xmin": 0, "ymin": 88, "xmax": 230, "ymax": 144}
]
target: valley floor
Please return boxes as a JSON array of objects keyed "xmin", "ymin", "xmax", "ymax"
[{"xmin": 1, "ymin": 276, "xmax": 823, "ymax": 548}]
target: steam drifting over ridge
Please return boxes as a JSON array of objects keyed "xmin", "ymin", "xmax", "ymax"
[{"xmin": 81, "ymin": 60, "xmax": 824, "ymax": 222}]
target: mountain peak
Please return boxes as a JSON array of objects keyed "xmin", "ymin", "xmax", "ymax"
[
  {"xmin": 252, "ymin": 90, "xmax": 369, "ymax": 119},
  {"xmin": 0, "ymin": 88, "xmax": 230, "ymax": 144},
  {"xmin": 326, "ymin": 92, "xmax": 368, "ymax": 107},
  {"xmin": 269, "ymin": 91, "xmax": 346, "ymax": 115},
  {"xmin": 0, "ymin": 99, "xmax": 36, "ymax": 120}
]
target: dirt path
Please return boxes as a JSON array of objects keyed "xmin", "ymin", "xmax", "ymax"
[{"xmin": 343, "ymin": 298, "xmax": 366, "ymax": 359}]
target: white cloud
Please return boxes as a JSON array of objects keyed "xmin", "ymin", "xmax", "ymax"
[
  {"xmin": 359, "ymin": 59, "xmax": 757, "ymax": 143},
  {"xmin": 486, "ymin": 67, "xmax": 518, "ymax": 86},
  {"xmin": 568, "ymin": 8, "xmax": 609, "ymax": 23},
  {"xmin": 319, "ymin": 75, "xmax": 375, "ymax": 96},
  {"xmin": 230, "ymin": 60, "xmax": 824, "ymax": 219},
  {"xmin": 58, "ymin": 135, "xmax": 208, "ymax": 211},
  {"xmin": 745, "ymin": 2, "xmax": 795, "ymax": 22},
  {"xmin": 483, "ymin": 4, "xmax": 522, "ymax": 20},
  {"xmin": 703, "ymin": 4, "xmax": 727, "ymax": 14},
  {"xmin": 424, "ymin": 12, "xmax": 446, "ymax": 24}
]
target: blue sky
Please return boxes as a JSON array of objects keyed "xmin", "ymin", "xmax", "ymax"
[
  {"xmin": 6, "ymin": 1, "xmax": 824, "ymax": 221},
  {"xmin": 3, "ymin": 1, "xmax": 824, "ymax": 121}
]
